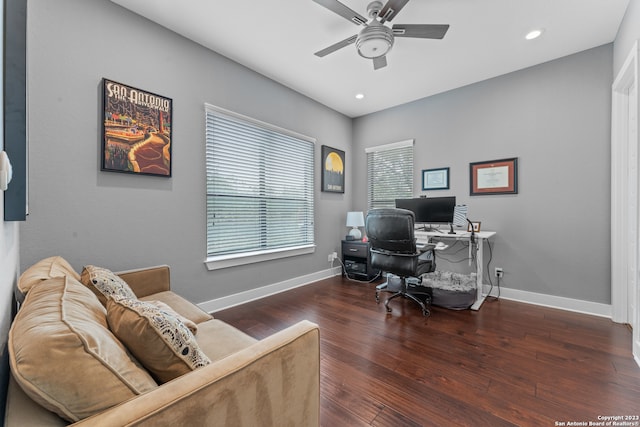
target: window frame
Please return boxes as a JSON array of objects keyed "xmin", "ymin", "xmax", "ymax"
[
  {"xmin": 366, "ymin": 139, "xmax": 415, "ymax": 211},
  {"xmin": 204, "ymin": 104, "xmax": 316, "ymax": 271}
]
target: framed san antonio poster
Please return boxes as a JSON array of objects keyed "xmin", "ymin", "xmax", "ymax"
[
  {"xmin": 321, "ymin": 145, "xmax": 345, "ymax": 193},
  {"xmin": 102, "ymin": 78, "xmax": 172, "ymax": 176}
]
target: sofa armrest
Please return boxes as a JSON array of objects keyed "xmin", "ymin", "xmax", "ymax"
[
  {"xmin": 116, "ymin": 265, "xmax": 171, "ymax": 298},
  {"xmin": 71, "ymin": 320, "xmax": 320, "ymax": 427}
]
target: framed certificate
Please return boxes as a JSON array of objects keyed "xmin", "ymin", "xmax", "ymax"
[
  {"xmin": 470, "ymin": 158, "xmax": 518, "ymax": 195},
  {"xmin": 422, "ymin": 167, "xmax": 449, "ymax": 190}
]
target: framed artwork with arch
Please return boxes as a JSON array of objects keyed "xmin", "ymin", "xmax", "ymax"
[{"xmin": 321, "ymin": 145, "xmax": 345, "ymax": 193}]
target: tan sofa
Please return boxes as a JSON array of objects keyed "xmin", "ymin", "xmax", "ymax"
[{"xmin": 5, "ymin": 257, "xmax": 320, "ymax": 426}]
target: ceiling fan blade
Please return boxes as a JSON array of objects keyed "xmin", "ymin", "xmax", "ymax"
[
  {"xmin": 378, "ymin": 0, "xmax": 409, "ymax": 23},
  {"xmin": 392, "ymin": 24, "xmax": 449, "ymax": 39},
  {"xmin": 312, "ymin": 0, "xmax": 368, "ymax": 26},
  {"xmin": 373, "ymin": 55, "xmax": 387, "ymax": 70},
  {"xmin": 314, "ymin": 34, "xmax": 358, "ymax": 57}
]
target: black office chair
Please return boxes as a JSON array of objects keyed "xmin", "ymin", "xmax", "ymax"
[{"xmin": 365, "ymin": 208, "xmax": 436, "ymax": 316}]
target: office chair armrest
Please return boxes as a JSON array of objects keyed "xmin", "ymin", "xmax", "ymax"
[{"xmin": 418, "ymin": 244, "xmax": 436, "ymax": 253}]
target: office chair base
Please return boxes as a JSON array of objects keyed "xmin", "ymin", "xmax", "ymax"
[{"xmin": 376, "ymin": 282, "xmax": 432, "ymax": 317}]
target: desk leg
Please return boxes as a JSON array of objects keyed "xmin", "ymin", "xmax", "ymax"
[{"xmin": 470, "ymin": 237, "xmax": 487, "ymax": 311}]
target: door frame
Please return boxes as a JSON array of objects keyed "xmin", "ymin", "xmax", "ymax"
[{"xmin": 611, "ymin": 40, "xmax": 640, "ymax": 364}]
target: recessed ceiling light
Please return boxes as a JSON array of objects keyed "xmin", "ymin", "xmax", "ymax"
[
  {"xmin": 525, "ymin": 29, "xmax": 543, "ymax": 40},
  {"xmin": 355, "ymin": 93, "xmax": 365, "ymax": 100}
]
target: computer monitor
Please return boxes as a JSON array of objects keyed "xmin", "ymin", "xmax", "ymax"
[{"xmin": 395, "ymin": 196, "xmax": 456, "ymax": 225}]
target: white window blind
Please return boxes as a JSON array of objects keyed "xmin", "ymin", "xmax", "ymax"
[
  {"xmin": 366, "ymin": 140, "xmax": 414, "ymax": 210},
  {"xmin": 205, "ymin": 104, "xmax": 315, "ymax": 265}
]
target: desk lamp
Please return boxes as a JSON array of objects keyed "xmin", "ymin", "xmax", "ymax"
[{"xmin": 346, "ymin": 211, "xmax": 365, "ymax": 240}]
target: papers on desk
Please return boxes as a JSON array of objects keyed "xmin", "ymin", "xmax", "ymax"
[
  {"xmin": 435, "ymin": 242, "xmax": 448, "ymax": 250},
  {"xmin": 417, "ymin": 242, "xmax": 448, "ymax": 250}
]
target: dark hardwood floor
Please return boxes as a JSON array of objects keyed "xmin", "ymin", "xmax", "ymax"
[{"xmin": 214, "ymin": 275, "xmax": 640, "ymax": 427}]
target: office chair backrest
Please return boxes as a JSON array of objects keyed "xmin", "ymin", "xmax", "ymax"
[{"xmin": 365, "ymin": 209, "xmax": 417, "ymax": 254}]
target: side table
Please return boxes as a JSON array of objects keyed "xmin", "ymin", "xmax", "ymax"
[{"xmin": 341, "ymin": 240, "xmax": 379, "ymax": 280}]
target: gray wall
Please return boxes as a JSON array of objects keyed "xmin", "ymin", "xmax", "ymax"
[
  {"xmin": 22, "ymin": 0, "xmax": 352, "ymax": 304},
  {"xmin": 352, "ymin": 44, "xmax": 613, "ymax": 304}
]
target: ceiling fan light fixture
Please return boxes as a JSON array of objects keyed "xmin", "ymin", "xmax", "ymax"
[
  {"xmin": 312, "ymin": 0, "xmax": 449, "ymax": 70},
  {"xmin": 356, "ymin": 24, "xmax": 394, "ymax": 58}
]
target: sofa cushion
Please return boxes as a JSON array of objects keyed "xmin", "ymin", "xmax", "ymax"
[
  {"xmin": 195, "ymin": 319, "xmax": 258, "ymax": 362},
  {"xmin": 17, "ymin": 255, "xmax": 80, "ymax": 295},
  {"xmin": 8, "ymin": 276, "xmax": 157, "ymax": 422},
  {"xmin": 80, "ymin": 265, "xmax": 137, "ymax": 306},
  {"xmin": 106, "ymin": 297, "xmax": 211, "ymax": 384},
  {"xmin": 140, "ymin": 290, "xmax": 213, "ymax": 324}
]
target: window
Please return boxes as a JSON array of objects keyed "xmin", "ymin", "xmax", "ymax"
[
  {"xmin": 205, "ymin": 104, "xmax": 315, "ymax": 270},
  {"xmin": 366, "ymin": 139, "xmax": 414, "ymax": 210}
]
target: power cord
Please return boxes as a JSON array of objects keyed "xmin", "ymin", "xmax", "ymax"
[
  {"xmin": 486, "ymin": 276, "xmax": 501, "ymax": 300},
  {"xmin": 483, "ymin": 239, "xmax": 500, "ymax": 301}
]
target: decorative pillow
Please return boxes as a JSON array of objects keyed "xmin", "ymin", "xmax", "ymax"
[
  {"xmin": 80, "ymin": 265, "xmax": 137, "ymax": 306},
  {"xmin": 8, "ymin": 276, "xmax": 157, "ymax": 422},
  {"xmin": 147, "ymin": 300, "xmax": 198, "ymax": 334},
  {"xmin": 18, "ymin": 256, "xmax": 80, "ymax": 295},
  {"xmin": 107, "ymin": 296, "xmax": 211, "ymax": 383}
]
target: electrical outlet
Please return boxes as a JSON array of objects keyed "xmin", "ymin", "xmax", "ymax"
[
  {"xmin": 495, "ymin": 267, "xmax": 504, "ymax": 278},
  {"xmin": 328, "ymin": 252, "xmax": 338, "ymax": 262}
]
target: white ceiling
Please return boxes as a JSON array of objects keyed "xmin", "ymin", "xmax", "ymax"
[{"xmin": 109, "ymin": 0, "xmax": 629, "ymax": 118}]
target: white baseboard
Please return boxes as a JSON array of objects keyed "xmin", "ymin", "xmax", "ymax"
[
  {"xmin": 484, "ymin": 285, "xmax": 612, "ymax": 318},
  {"xmin": 198, "ymin": 268, "xmax": 612, "ymax": 319},
  {"xmin": 198, "ymin": 266, "xmax": 342, "ymax": 313}
]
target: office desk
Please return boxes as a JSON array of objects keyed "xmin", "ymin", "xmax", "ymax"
[{"xmin": 414, "ymin": 229, "xmax": 496, "ymax": 310}]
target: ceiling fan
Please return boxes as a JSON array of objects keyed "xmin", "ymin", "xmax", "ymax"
[{"xmin": 312, "ymin": 0, "xmax": 449, "ymax": 70}]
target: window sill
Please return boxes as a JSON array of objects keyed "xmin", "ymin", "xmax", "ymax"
[{"xmin": 205, "ymin": 244, "xmax": 316, "ymax": 271}]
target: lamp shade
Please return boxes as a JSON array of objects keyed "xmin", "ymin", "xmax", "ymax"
[{"xmin": 346, "ymin": 211, "xmax": 365, "ymax": 227}]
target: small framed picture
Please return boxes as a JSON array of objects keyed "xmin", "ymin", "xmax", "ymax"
[
  {"xmin": 422, "ymin": 167, "xmax": 449, "ymax": 190},
  {"xmin": 467, "ymin": 221, "xmax": 481, "ymax": 232},
  {"xmin": 321, "ymin": 145, "xmax": 345, "ymax": 193}
]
